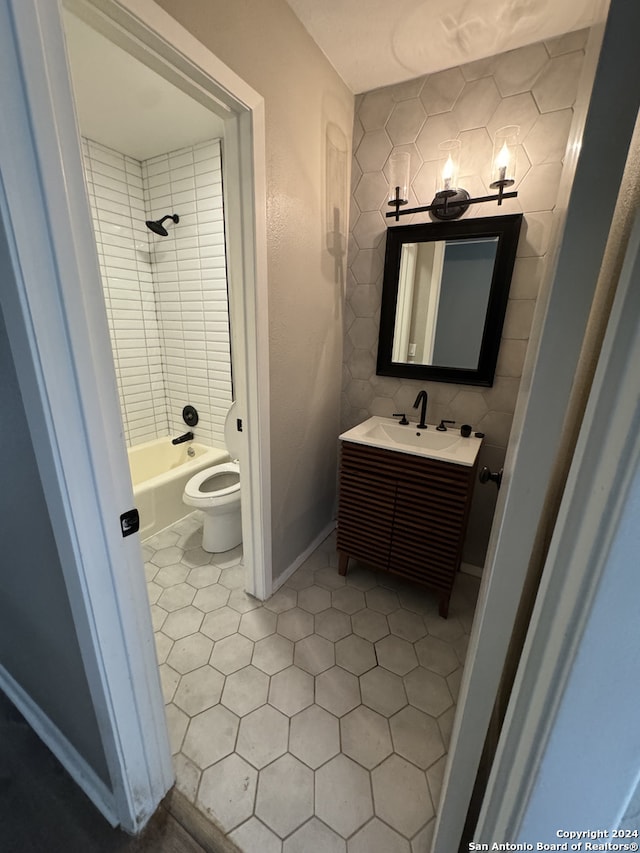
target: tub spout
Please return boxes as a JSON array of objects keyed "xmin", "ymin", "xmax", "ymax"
[{"xmin": 172, "ymin": 431, "xmax": 194, "ymax": 445}]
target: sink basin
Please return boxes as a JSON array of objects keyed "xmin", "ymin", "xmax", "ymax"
[
  {"xmin": 362, "ymin": 421, "xmax": 460, "ymax": 451},
  {"xmin": 340, "ymin": 416, "xmax": 482, "ymax": 466}
]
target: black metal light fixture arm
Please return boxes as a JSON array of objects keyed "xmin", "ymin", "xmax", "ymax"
[{"xmin": 386, "ymin": 183, "xmax": 517, "ymax": 222}]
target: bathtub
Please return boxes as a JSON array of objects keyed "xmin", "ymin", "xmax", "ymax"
[{"xmin": 128, "ymin": 437, "xmax": 230, "ymax": 540}]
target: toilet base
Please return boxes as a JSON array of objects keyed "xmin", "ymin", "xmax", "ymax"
[{"xmin": 202, "ymin": 508, "xmax": 242, "ymax": 553}]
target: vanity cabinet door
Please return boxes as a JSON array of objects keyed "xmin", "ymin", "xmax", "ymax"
[
  {"xmin": 337, "ymin": 441, "xmax": 396, "ymax": 570},
  {"xmin": 390, "ymin": 461, "xmax": 473, "ymax": 607},
  {"xmin": 337, "ymin": 440, "xmax": 476, "ymax": 617}
]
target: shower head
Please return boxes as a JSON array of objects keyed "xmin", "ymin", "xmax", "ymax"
[{"xmin": 145, "ymin": 213, "xmax": 179, "ymax": 236}]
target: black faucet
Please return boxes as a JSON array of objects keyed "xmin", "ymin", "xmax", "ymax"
[
  {"xmin": 171, "ymin": 431, "xmax": 194, "ymax": 445},
  {"xmin": 413, "ymin": 390, "xmax": 428, "ymax": 429}
]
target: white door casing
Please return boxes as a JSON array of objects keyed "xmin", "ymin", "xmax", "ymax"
[
  {"xmin": 0, "ymin": 0, "xmax": 270, "ymax": 831},
  {"xmin": 433, "ymin": 1, "xmax": 640, "ymax": 849}
]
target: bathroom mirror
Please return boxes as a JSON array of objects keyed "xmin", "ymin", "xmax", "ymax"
[{"xmin": 376, "ymin": 213, "xmax": 522, "ymax": 386}]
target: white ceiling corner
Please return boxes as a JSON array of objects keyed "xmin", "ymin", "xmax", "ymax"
[{"xmin": 62, "ymin": 11, "xmax": 225, "ymax": 161}]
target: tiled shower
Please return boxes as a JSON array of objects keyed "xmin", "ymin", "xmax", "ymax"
[{"xmin": 82, "ymin": 137, "xmax": 232, "ymax": 448}]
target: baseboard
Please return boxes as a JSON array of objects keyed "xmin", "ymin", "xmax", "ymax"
[
  {"xmin": 0, "ymin": 663, "xmax": 118, "ymax": 827},
  {"xmin": 460, "ymin": 562, "xmax": 483, "ymax": 578},
  {"xmin": 271, "ymin": 520, "xmax": 336, "ymax": 593}
]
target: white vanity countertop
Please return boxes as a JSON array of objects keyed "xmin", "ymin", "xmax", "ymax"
[{"xmin": 339, "ymin": 416, "xmax": 483, "ymax": 467}]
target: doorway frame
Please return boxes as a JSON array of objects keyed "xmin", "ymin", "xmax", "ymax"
[
  {"xmin": 433, "ymin": 2, "xmax": 640, "ymax": 848},
  {"xmin": 0, "ymin": 0, "xmax": 270, "ymax": 831}
]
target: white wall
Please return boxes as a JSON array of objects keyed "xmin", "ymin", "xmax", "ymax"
[
  {"xmin": 83, "ymin": 137, "xmax": 231, "ymax": 449},
  {"xmin": 83, "ymin": 138, "xmax": 167, "ymax": 444},
  {"xmin": 144, "ymin": 139, "xmax": 232, "ymax": 447}
]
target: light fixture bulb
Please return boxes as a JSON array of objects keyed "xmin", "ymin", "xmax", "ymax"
[
  {"xmin": 495, "ymin": 142, "xmax": 510, "ymax": 169},
  {"xmin": 442, "ymin": 155, "xmax": 454, "ymax": 191},
  {"xmin": 491, "ymin": 126, "xmax": 519, "ymax": 188}
]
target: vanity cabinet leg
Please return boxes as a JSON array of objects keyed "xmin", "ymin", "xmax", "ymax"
[
  {"xmin": 338, "ymin": 552, "xmax": 349, "ymax": 576},
  {"xmin": 439, "ymin": 594, "xmax": 450, "ymax": 619}
]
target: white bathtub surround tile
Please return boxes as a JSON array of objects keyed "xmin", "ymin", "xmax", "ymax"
[
  {"xmin": 145, "ymin": 516, "xmax": 480, "ymax": 849},
  {"xmin": 82, "ymin": 137, "xmax": 231, "ymax": 449}
]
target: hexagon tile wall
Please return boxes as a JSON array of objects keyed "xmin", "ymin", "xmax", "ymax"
[{"xmin": 344, "ymin": 30, "xmax": 588, "ymax": 567}]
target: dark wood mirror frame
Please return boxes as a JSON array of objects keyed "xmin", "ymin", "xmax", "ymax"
[{"xmin": 376, "ymin": 213, "xmax": 523, "ymax": 387}]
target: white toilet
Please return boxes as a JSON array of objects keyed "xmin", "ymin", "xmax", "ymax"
[{"xmin": 183, "ymin": 404, "xmax": 242, "ymax": 553}]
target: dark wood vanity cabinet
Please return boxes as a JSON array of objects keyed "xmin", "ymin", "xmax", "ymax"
[{"xmin": 337, "ymin": 440, "xmax": 478, "ymax": 617}]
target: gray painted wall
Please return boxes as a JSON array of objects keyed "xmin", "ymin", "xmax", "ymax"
[
  {"xmin": 154, "ymin": 0, "xmax": 354, "ymax": 581},
  {"xmin": 0, "ymin": 292, "xmax": 110, "ymax": 787}
]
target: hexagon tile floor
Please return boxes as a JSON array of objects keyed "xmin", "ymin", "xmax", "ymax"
[{"xmin": 143, "ymin": 512, "xmax": 480, "ymax": 853}]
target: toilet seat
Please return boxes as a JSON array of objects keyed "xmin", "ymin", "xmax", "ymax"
[{"xmin": 183, "ymin": 462, "xmax": 240, "ymax": 508}]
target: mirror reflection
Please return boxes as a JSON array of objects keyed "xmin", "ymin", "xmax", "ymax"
[
  {"xmin": 377, "ymin": 214, "xmax": 523, "ymax": 386},
  {"xmin": 392, "ymin": 236, "xmax": 499, "ymax": 370}
]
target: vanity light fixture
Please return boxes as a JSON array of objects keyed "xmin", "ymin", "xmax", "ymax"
[{"xmin": 387, "ymin": 126, "xmax": 519, "ymax": 222}]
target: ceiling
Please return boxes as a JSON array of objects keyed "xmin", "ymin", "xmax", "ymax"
[
  {"xmin": 63, "ymin": 12, "xmax": 224, "ymax": 161},
  {"xmin": 285, "ymin": 0, "xmax": 605, "ymax": 93},
  {"xmin": 62, "ymin": 1, "xmax": 605, "ymax": 159}
]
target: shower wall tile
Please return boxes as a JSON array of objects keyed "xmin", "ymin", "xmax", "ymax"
[
  {"xmin": 143, "ymin": 139, "xmax": 232, "ymax": 449},
  {"xmin": 83, "ymin": 137, "xmax": 232, "ymax": 451},
  {"xmin": 83, "ymin": 139, "xmax": 168, "ymax": 446},
  {"xmin": 345, "ymin": 33, "xmax": 588, "ymax": 568}
]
